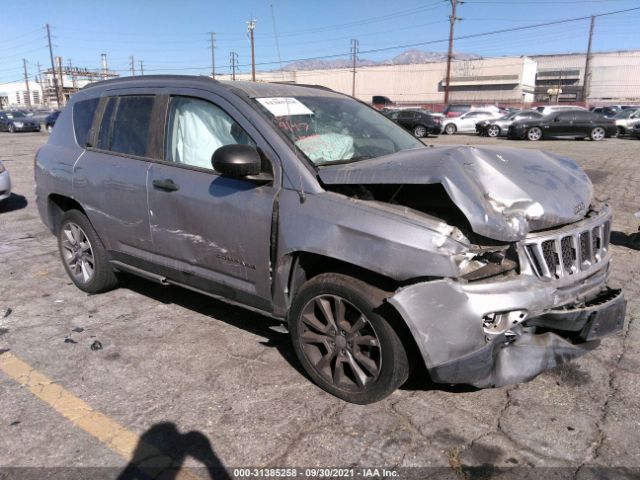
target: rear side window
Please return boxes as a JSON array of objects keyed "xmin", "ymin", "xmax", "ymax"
[
  {"xmin": 96, "ymin": 96, "xmax": 154, "ymax": 157},
  {"xmin": 72, "ymin": 98, "xmax": 99, "ymax": 147}
]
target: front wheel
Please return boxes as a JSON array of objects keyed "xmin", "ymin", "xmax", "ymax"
[
  {"xmin": 590, "ymin": 127, "xmax": 605, "ymax": 141},
  {"xmin": 444, "ymin": 123, "xmax": 457, "ymax": 135},
  {"xmin": 526, "ymin": 127, "xmax": 542, "ymax": 141},
  {"xmin": 413, "ymin": 125, "xmax": 427, "ymax": 138},
  {"xmin": 46, "ymin": 125, "xmax": 53, "ymax": 134},
  {"xmin": 8, "ymin": 124, "xmax": 15, "ymax": 133},
  {"xmin": 57, "ymin": 210, "xmax": 119, "ymax": 293},
  {"xmin": 289, "ymin": 273, "xmax": 409, "ymax": 404}
]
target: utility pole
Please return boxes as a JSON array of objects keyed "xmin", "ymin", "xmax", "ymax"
[
  {"xmin": 350, "ymin": 39, "xmax": 359, "ymax": 98},
  {"xmin": 139, "ymin": 60, "xmax": 144, "ymax": 75},
  {"xmin": 56, "ymin": 56, "xmax": 64, "ymax": 105},
  {"xmin": 208, "ymin": 32, "xmax": 216, "ymax": 78},
  {"xmin": 444, "ymin": 0, "xmax": 460, "ymax": 105},
  {"xmin": 68, "ymin": 59, "xmax": 78, "ymax": 91},
  {"xmin": 129, "ymin": 56, "xmax": 136, "ymax": 76},
  {"xmin": 46, "ymin": 23, "xmax": 61, "ymax": 107},
  {"xmin": 230, "ymin": 52, "xmax": 238, "ymax": 80},
  {"xmin": 22, "ymin": 59, "xmax": 32, "ymax": 108},
  {"xmin": 582, "ymin": 15, "xmax": 595, "ymax": 104},
  {"xmin": 247, "ymin": 19, "xmax": 257, "ymax": 81}
]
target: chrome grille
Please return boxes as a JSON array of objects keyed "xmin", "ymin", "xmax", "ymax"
[{"xmin": 524, "ymin": 212, "xmax": 611, "ymax": 283}]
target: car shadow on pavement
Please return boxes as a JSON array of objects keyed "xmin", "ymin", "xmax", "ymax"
[
  {"xmin": 0, "ymin": 193, "xmax": 27, "ymax": 213},
  {"xmin": 611, "ymin": 230, "xmax": 640, "ymax": 250},
  {"xmin": 118, "ymin": 274, "xmax": 306, "ymax": 377},
  {"xmin": 117, "ymin": 421, "xmax": 231, "ymax": 480}
]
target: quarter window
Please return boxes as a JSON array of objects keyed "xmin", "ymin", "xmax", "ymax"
[
  {"xmin": 72, "ymin": 98, "xmax": 99, "ymax": 147},
  {"xmin": 164, "ymin": 96, "xmax": 255, "ymax": 170}
]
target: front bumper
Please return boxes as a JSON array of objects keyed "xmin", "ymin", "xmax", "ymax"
[
  {"xmin": 389, "ymin": 272, "xmax": 626, "ymax": 388},
  {"xmin": 0, "ymin": 171, "xmax": 11, "ymax": 201},
  {"xmin": 12, "ymin": 123, "xmax": 40, "ymax": 132}
]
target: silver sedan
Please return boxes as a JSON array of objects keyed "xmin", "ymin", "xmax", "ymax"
[{"xmin": 0, "ymin": 160, "xmax": 11, "ymax": 202}]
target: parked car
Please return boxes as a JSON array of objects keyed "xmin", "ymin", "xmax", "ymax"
[
  {"xmin": 442, "ymin": 110, "xmax": 502, "ymax": 135},
  {"xmin": 508, "ymin": 110, "xmax": 616, "ymax": 141},
  {"xmin": 0, "ymin": 110, "xmax": 41, "ymax": 133},
  {"xmin": 45, "ymin": 111, "xmax": 61, "ymax": 134},
  {"xmin": 35, "ymin": 76, "xmax": 626, "ymax": 403},
  {"xmin": 613, "ymin": 108, "xmax": 640, "ymax": 136},
  {"xmin": 590, "ymin": 106, "xmax": 620, "ymax": 118},
  {"xmin": 384, "ymin": 109, "xmax": 442, "ymax": 137},
  {"xmin": 0, "ymin": 160, "xmax": 11, "ymax": 203},
  {"xmin": 534, "ymin": 105, "xmax": 587, "ymax": 116},
  {"xmin": 442, "ymin": 104, "xmax": 503, "ymax": 118},
  {"xmin": 632, "ymin": 122, "xmax": 640, "ymax": 139},
  {"xmin": 476, "ymin": 110, "xmax": 543, "ymax": 137}
]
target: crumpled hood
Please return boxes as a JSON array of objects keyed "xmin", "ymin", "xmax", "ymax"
[{"xmin": 318, "ymin": 146, "xmax": 593, "ymax": 242}]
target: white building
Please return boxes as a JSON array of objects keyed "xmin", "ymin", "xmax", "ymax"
[{"xmin": 0, "ymin": 80, "xmax": 44, "ymax": 109}]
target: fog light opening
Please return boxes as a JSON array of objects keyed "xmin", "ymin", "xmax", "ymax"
[{"xmin": 483, "ymin": 310, "xmax": 528, "ymax": 337}]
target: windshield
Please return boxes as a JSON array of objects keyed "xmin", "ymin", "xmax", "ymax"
[
  {"xmin": 614, "ymin": 109, "xmax": 636, "ymax": 119},
  {"xmin": 8, "ymin": 112, "xmax": 26, "ymax": 118},
  {"xmin": 253, "ymin": 95, "xmax": 424, "ymax": 166}
]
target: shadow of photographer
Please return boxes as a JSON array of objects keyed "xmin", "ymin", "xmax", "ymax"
[{"xmin": 117, "ymin": 422, "xmax": 231, "ymax": 480}]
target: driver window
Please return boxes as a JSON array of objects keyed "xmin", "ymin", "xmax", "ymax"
[{"xmin": 165, "ymin": 96, "xmax": 255, "ymax": 170}]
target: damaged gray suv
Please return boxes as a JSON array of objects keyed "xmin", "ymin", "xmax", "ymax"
[{"xmin": 35, "ymin": 76, "xmax": 626, "ymax": 404}]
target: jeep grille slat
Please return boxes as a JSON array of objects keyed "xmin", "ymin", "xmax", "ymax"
[{"xmin": 523, "ymin": 215, "xmax": 611, "ymax": 283}]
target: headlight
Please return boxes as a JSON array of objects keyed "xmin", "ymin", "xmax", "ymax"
[
  {"xmin": 458, "ymin": 246, "xmax": 518, "ymax": 281},
  {"xmin": 13, "ymin": 122, "xmax": 24, "ymax": 127}
]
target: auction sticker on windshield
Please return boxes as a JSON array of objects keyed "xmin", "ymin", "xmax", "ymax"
[{"xmin": 256, "ymin": 97, "xmax": 314, "ymax": 117}]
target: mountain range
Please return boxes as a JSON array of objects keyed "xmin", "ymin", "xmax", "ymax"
[{"xmin": 279, "ymin": 49, "xmax": 481, "ymax": 71}]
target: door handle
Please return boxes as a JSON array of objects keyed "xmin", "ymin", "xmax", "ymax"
[{"xmin": 152, "ymin": 178, "xmax": 179, "ymax": 192}]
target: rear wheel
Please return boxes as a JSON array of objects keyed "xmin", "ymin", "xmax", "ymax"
[
  {"xmin": 487, "ymin": 125, "xmax": 501, "ymax": 137},
  {"xmin": 46, "ymin": 124, "xmax": 53, "ymax": 134},
  {"xmin": 413, "ymin": 125, "xmax": 428, "ymax": 138},
  {"xmin": 590, "ymin": 127, "xmax": 605, "ymax": 141},
  {"xmin": 289, "ymin": 273, "xmax": 409, "ymax": 404},
  {"xmin": 526, "ymin": 127, "xmax": 542, "ymax": 141},
  {"xmin": 57, "ymin": 210, "xmax": 118, "ymax": 293},
  {"xmin": 444, "ymin": 123, "xmax": 457, "ymax": 135},
  {"xmin": 617, "ymin": 126, "xmax": 625, "ymax": 137},
  {"xmin": 8, "ymin": 124, "xmax": 15, "ymax": 133}
]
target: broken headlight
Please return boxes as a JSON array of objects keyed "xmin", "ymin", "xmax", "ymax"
[{"xmin": 458, "ymin": 245, "xmax": 518, "ymax": 281}]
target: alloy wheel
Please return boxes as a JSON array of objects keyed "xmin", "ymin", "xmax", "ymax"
[
  {"xmin": 60, "ymin": 222, "xmax": 95, "ymax": 284},
  {"xmin": 487, "ymin": 125, "xmax": 500, "ymax": 137},
  {"xmin": 444, "ymin": 124, "xmax": 456, "ymax": 135},
  {"xmin": 299, "ymin": 295, "xmax": 382, "ymax": 391},
  {"xmin": 413, "ymin": 125, "xmax": 427, "ymax": 138},
  {"xmin": 591, "ymin": 127, "xmax": 605, "ymax": 141},
  {"xmin": 527, "ymin": 127, "xmax": 542, "ymax": 141}
]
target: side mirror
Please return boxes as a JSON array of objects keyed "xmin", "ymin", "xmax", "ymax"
[{"xmin": 212, "ymin": 144, "xmax": 261, "ymax": 177}]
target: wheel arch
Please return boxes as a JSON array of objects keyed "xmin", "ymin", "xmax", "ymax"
[
  {"xmin": 47, "ymin": 194, "xmax": 87, "ymax": 234},
  {"xmin": 280, "ymin": 251, "xmax": 426, "ymax": 374}
]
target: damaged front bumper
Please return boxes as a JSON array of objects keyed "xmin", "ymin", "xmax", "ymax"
[{"xmin": 388, "ymin": 271, "xmax": 626, "ymax": 388}]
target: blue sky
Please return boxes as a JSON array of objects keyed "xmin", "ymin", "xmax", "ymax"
[{"xmin": 1, "ymin": 0, "xmax": 639, "ymax": 83}]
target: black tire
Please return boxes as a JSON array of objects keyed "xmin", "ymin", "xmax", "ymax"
[
  {"xmin": 617, "ymin": 126, "xmax": 625, "ymax": 137},
  {"xmin": 444, "ymin": 123, "xmax": 457, "ymax": 135},
  {"xmin": 413, "ymin": 125, "xmax": 428, "ymax": 138},
  {"xmin": 289, "ymin": 273, "xmax": 409, "ymax": 404},
  {"xmin": 8, "ymin": 123, "xmax": 15, "ymax": 133},
  {"xmin": 57, "ymin": 210, "xmax": 119, "ymax": 294}
]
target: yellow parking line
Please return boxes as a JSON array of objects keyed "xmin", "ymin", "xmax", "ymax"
[{"xmin": 0, "ymin": 351, "xmax": 202, "ymax": 480}]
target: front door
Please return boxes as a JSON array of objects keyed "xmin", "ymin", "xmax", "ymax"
[{"xmin": 146, "ymin": 92, "xmax": 278, "ymax": 310}]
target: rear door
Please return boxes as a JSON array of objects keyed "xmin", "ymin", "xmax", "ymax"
[
  {"xmin": 146, "ymin": 91, "xmax": 279, "ymax": 310},
  {"xmin": 74, "ymin": 94, "xmax": 158, "ymax": 257}
]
